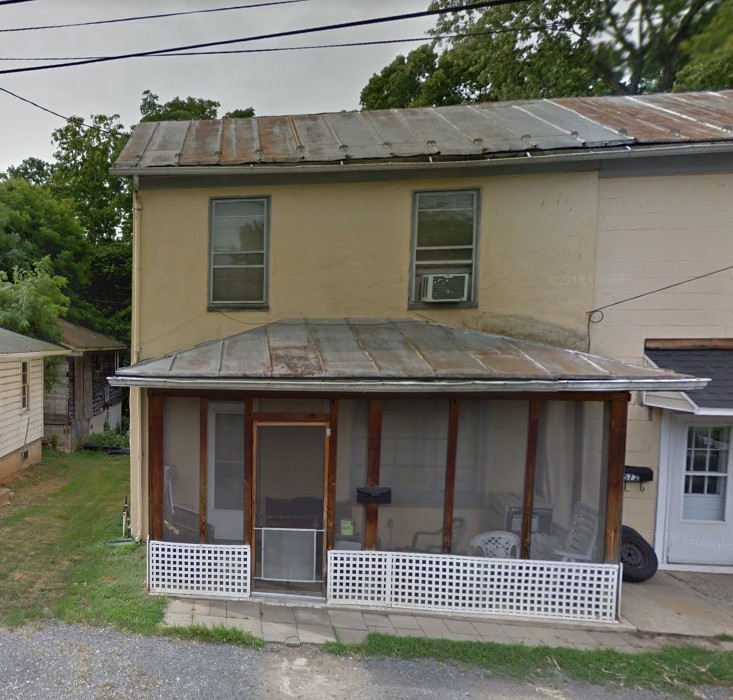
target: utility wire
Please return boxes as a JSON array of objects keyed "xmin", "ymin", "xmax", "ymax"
[
  {"xmin": 0, "ymin": 86, "xmax": 124, "ymax": 135},
  {"xmin": 0, "ymin": 0, "xmax": 528, "ymax": 76},
  {"xmin": 0, "ymin": 0, "xmax": 40, "ymax": 5},
  {"xmin": 0, "ymin": 0, "xmax": 314, "ymax": 33},
  {"xmin": 588, "ymin": 264, "xmax": 733, "ymax": 321}
]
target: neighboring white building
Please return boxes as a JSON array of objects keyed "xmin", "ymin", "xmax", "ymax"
[{"xmin": 0, "ymin": 328, "xmax": 68, "ymax": 478}]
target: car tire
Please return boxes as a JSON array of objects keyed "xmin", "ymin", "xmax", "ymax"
[{"xmin": 620, "ymin": 525, "xmax": 658, "ymax": 583}]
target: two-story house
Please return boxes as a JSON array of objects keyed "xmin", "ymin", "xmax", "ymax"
[{"xmin": 110, "ymin": 90, "xmax": 732, "ymax": 621}]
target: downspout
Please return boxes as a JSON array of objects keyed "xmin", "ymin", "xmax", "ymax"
[{"xmin": 130, "ymin": 178, "xmax": 144, "ymax": 540}]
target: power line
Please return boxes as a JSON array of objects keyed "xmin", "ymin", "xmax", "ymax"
[
  {"xmin": 0, "ymin": 0, "xmax": 313, "ymax": 33},
  {"xmin": 0, "ymin": 86, "xmax": 124, "ymax": 135},
  {"xmin": 0, "ymin": 0, "xmax": 40, "ymax": 5},
  {"xmin": 0, "ymin": 0, "xmax": 527, "ymax": 76}
]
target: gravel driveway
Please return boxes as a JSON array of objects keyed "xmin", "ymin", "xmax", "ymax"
[{"xmin": 0, "ymin": 623, "xmax": 729, "ymax": 700}]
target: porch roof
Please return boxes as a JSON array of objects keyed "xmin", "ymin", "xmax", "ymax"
[{"xmin": 111, "ymin": 319, "xmax": 706, "ymax": 394}]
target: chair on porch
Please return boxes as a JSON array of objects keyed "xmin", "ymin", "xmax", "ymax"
[
  {"xmin": 468, "ymin": 530, "xmax": 520, "ymax": 558},
  {"xmin": 553, "ymin": 501, "xmax": 599, "ymax": 562},
  {"xmin": 410, "ymin": 517, "xmax": 467, "ymax": 553}
]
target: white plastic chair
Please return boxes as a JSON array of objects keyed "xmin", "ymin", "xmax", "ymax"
[
  {"xmin": 468, "ymin": 530, "xmax": 520, "ymax": 558},
  {"xmin": 553, "ymin": 502, "xmax": 599, "ymax": 562}
]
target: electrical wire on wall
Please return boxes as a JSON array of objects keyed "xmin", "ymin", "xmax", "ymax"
[{"xmin": 585, "ymin": 263, "xmax": 733, "ymax": 352}]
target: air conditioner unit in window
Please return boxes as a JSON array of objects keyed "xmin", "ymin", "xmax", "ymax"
[{"xmin": 420, "ymin": 273, "xmax": 470, "ymax": 302}]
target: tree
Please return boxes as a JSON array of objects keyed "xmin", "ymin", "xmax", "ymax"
[
  {"xmin": 361, "ymin": 0, "xmax": 726, "ymax": 109},
  {"xmin": 3, "ymin": 157, "xmax": 54, "ymax": 186},
  {"xmin": 50, "ymin": 114, "xmax": 132, "ymax": 244},
  {"xmin": 0, "ymin": 177, "xmax": 90, "ymax": 289},
  {"xmin": 0, "ymin": 257, "xmax": 69, "ymax": 344},
  {"xmin": 674, "ymin": 0, "xmax": 733, "ymax": 90},
  {"xmin": 140, "ymin": 90, "xmax": 255, "ymax": 121}
]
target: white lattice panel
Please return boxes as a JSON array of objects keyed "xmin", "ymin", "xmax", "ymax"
[
  {"xmin": 148, "ymin": 540, "xmax": 250, "ymax": 598},
  {"xmin": 328, "ymin": 551, "xmax": 620, "ymax": 623}
]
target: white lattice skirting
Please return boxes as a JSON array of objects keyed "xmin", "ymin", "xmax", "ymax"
[
  {"xmin": 148, "ymin": 541, "xmax": 251, "ymax": 598},
  {"xmin": 328, "ymin": 551, "xmax": 621, "ymax": 623}
]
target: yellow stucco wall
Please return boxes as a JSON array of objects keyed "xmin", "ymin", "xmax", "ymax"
[{"xmin": 135, "ymin": 172, "xmax": 598, "ymax": 361}]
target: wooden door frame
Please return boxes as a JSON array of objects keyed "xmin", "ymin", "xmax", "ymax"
[{"xmin": 251, "ymin": 419, "xmax": 332, "ymax": 584}]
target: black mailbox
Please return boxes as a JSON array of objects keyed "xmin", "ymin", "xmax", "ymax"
[
  {"xmin": 356, "ymin": 487, "xmax": 392, "ymax": 504},
  {"xmin": 624, "ymin": 466, "xmax": 654, "ymax": 483}
]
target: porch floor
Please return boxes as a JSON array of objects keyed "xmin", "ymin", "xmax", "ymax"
[{"xmin": 162, "ymin": 571, "xmax": 733, "ymax": 650}]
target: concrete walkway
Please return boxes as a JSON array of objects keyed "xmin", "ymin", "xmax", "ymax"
[{"xmin": 162, "ymin": 572, "xmax": 733, "ymax": 651}]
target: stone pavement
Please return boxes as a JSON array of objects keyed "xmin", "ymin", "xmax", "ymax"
[{"xmin": 162, "ymin": 572, "xmax": 733, "ymax": 651}]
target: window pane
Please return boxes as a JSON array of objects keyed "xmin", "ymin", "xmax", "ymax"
[
  {"xmin": 211, "ymin": 199, "xmax": 267, "ymax": 305},
  {"xmin": 213, "ymin": 267, "xmax": 264, "ymax": 302},
  {"xmin": 416, "ymin": 248, "xmax": 474, "ymax": 264},
  {"xmin": 417, "ymin": 212, "xmax": 474, "ymax": 248}
]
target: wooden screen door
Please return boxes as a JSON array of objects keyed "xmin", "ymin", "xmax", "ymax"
[{"xmin": 253, "ymin": 422, "xmax": 328, "ymax": 595}]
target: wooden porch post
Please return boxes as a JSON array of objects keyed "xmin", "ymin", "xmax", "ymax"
[
  {"xmin": 326, "ymin": 399, "xmax": 339, "ymax": 553},
  {"xmin": 199, "ymin": 399, "xmax": 208, "ymax": 543},
  {"xmin": 604, "ymin": 394, "xmax": 629, "ymax": 563},
  {"xmin": 441, "ymin": 399, "xmax": 460, "ymax": 554},
  {"xmin": 364, "ymin": 399, "xmax": 383, "ymax": 550},
  {"xmin": 520, "ymin": 399, "xmax": 541, "ymax": 559},
  {"xmin": 244, "ymin": 398, "xmax": 254, "ymax": 548},
  {"xmin": 148, "ymin": 393, "xmax": 164, "ymax": 541}
]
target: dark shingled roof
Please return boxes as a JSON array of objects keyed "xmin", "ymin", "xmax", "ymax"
[{"xmin": 646, "ymin": 349, "xmax": 733, "ymax": 409}]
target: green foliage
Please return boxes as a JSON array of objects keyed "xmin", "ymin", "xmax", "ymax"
[
  {"xmin": 361, "ymin": 0, "xmax": 727, "ymax": 109},
  {"xmin": 0, "ymin": 177, "xmax": 90, "ymax": 287},
  {"xmin": 3, "ymin": 157, "xmax": 54, "ymax": 186},
  {"xmin": 140, "ymin": 89, "xmax": 255, "ymax": 121},
  {"xmin": 86, "ymin": 422, "xmax": 129, "ymax": 448},
  {"xmin": 51, "ymin": 114, "xmax": 132, "ymax": 244},
  {"xmin": 0, "ymin": 258, "xmax": 69, "ymax": 343},
  {"xmin": 675, "ymin": 0, "xmax": 733, "ymax": 90}
]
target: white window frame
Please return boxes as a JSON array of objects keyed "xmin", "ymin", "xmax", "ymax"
[
  {"xmin": 410, "ymin": 189, "xmax": 479, "ymax": 306},
  {"xmin": 20, "ymin": 360, "xmax": 29, "ymax": 412},
  {"xmin": 209, "ymin": 197, "xmax": 270, "ymax": 308}
]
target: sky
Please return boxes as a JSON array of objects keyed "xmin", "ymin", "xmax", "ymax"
[{"xmin": 0, "ymin": 0, "xmax": 435, "ymax": 171}]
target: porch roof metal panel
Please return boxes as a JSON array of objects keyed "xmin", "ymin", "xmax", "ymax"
[
  {"xmin": 646, "ymin": 348, "xmax": 733, "ymax": 409},
  {"xmin": 112, "ymin": 319, "xmax": 706, "ymax": 393},
  {"xmin": 113, "ymin": 90, "xmax": 733, "ymax": 173}
]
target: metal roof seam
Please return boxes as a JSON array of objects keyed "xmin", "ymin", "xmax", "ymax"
[
  {"xmin": 391, "ymin": 320, "xmax": 437, "ymax": 375},
  {"xmin": 503, "ymin": 338, "xmax": 553, "ymax": 375},
  {"xmin": 347, "ymin": 317, "xmax": 380, "ymax": 373},
  {"xmin": 626, "ymin": 94, "xmax": 730, "ymax": 133}
]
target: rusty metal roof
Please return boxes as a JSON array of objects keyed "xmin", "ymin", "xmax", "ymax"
[
  {"xmin": 0, "ymin": 328, "xmax": 67, "ymax": 356},
  {"xmin": 113, "ymin": 90, "xmax": 733, "ymax": 173},
  {"xmin": 58, "ymin": 320, "xmax": 125, "ymax": 352},
  {"xmin": 111, "ymin": 319, "xmax": 706, "ymax": 394}
]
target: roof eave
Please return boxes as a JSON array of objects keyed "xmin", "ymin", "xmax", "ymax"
[
  {"xmin": 108, "ymin": 376, "xmax": 709, "ymax": 393},
  {"xmin": 111, "ymin": 141, "xmax": 733, "ymax": 178}
]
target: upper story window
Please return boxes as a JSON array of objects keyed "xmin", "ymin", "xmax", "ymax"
[
  {"xmin": 411, "ymin": 190, "xmax": 479, "ymax": 305},
  {"xmin": 21, "ymin": 360, "xmax": 29, "ymax": 411},
  {"xmin": 209, "ymin": 198, "xmax": 269, "ymax": 307}
]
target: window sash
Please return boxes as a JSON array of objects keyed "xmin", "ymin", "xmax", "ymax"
[
  {"xmin": 210, "ymin": 198, "xmax": 268, "ymax": 305},
  {"xmin": 21, "ymin": 360, "xmax": 29, "ymax": 411},
  {"xmin": 412, "ymin": 190, "xmax": 478, "ymax": 302}
]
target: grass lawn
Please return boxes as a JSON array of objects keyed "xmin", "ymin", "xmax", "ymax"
[
  {"xmin": 325, "ymin": 634, "xmax": 733, "ymax": 697},
  {"xmin": 0, "ymin": 449, "xmax": 166, "ymax": 631}
]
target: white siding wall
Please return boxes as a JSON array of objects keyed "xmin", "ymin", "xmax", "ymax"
[{"xmin": 0, "ymin": 356, "xmax": 44, "ymax": 460}]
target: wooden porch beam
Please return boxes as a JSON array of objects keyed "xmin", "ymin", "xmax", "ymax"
[
  {"xmin": 244, "ymin": 398, "xmax": 254, "ymax": 548},
  {"xmin": 441, "ymin": 399, "xmax": 460, "ymax": 554},
  {"xmin": 199, "ymin": 399, "xmax": 208, "ymax": 543},
  {"xmin": 325, "ymin": 400, "xmax": 339, "ymax": 553},
  {"xmin": 364, "ymin": 399, "xmax": 383, "ymax": 550},
  {"xmin": 520, "ymin": 399, "xmax": 541, "ymax": 559},
  {"xmin": 604, "ymin": 395, "xmax": 629, "ymax": 564},
  {"xmin": 148, "ymin": 393, "xmax": 164, "ymax": 541}
]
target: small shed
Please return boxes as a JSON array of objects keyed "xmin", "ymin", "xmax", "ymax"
[
  {"xmin": 0, "ymin": 328, "xmax": 67, "ymax": 477},
  {"xmin": 44, "ymin": 320, "xmax": 126, "ymax": 451}
]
